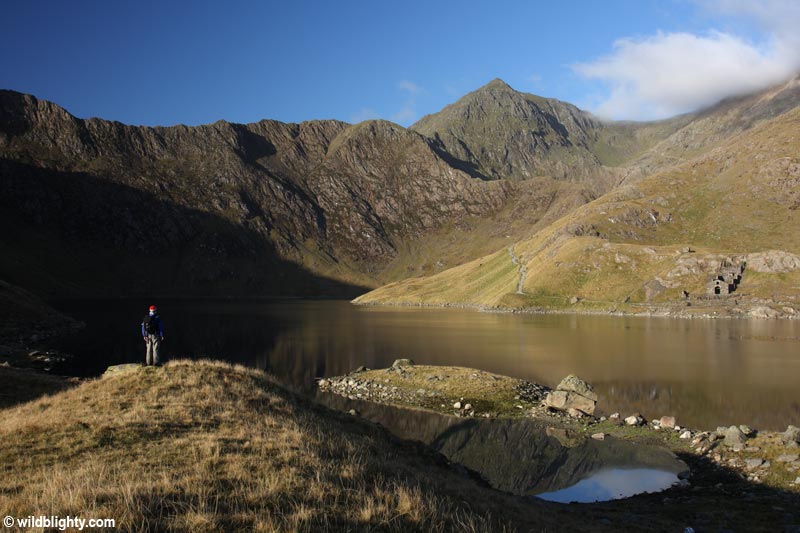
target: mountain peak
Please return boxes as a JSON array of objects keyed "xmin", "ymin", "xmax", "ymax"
[{"xmin": 480, "ymin": 78, "xmax": 514, "ymax": 92}]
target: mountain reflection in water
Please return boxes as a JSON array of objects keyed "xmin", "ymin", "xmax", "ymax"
[{"xmin": 321, "ymin": 394, "xmax": 686, "ymax": 500}]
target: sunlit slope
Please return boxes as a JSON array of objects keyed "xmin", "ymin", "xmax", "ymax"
[{"xmin": 356, "ymin": 108, "xmax": 800, "ymax": 313}]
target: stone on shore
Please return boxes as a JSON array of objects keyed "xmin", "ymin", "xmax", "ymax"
[
  {"xmin": 659, "ymin": 416, "xmax": 676, "ymax": 429},
  {"xmin": 723, "ymin": 425, "xmax": 747, "ymax": 447},
  {"xmin": 544, "ymin": 375, "xmax": 598, "ymax": 416},
  {"xmin": 625, "ymin": 414, "xmax": 645, "ymax": 426},
  {"xmin": 738, "ymin": 425, "xmax": 755, "ymax": 437},
  {"xmin": 556, "ymin": 374, "xmax": 598, "ymax": 402},
  {"xmin": 545, "ymin": 390, "xmax": 596, "ymax": 415},
  {"xmin": 781, "ymin": 425, "xmax": 800, "ymax": 445}
]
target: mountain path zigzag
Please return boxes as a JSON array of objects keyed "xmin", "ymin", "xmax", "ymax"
[{"xmin": 508, "ymin": 246, "xmax": 527, "ymax": 295}]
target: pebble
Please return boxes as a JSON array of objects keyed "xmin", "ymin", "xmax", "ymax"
[
  {"xmin": 453, "ymin": 401, "xmax": 462, "ymax": 409},
  {"xmin": 794, "ymin": 477, "xmax": 800, "ymax": 485},
  {"xmin": 463, "ymin": 403, "xmax": 473, "ymax": 411},
  {"xmin": 591, "ymin": 432, "xmax": 605, "ymax": 440},
  {"xmin": 679, "ymin": 431, "xmax": 692, "ymax": 439}
]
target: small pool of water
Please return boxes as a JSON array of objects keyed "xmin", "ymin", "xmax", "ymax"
[{"xmin": 535, "ymin": 468, "xmax": 681, "ymax": 503}]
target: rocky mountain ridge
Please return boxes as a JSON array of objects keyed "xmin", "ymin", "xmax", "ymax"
[{"xmin": 3, "ymin": 76, "xmax": 799, "ymax": 309}]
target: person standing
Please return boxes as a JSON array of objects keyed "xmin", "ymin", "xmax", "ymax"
[{"xmin": 141, "ymin": 305, "xmax": 164, "ymax": 366}]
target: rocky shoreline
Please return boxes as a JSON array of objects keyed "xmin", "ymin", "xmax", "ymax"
[
  {"xmin": 352, "ymin": 297, "xmax": 800, "ymax": 320},
  {"xmin": 320, "ymin": 361, "xmax": 800, "ymax": 495}
]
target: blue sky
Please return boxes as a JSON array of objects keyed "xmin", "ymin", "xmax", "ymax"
[{"xmin": 2, "ymin": 1, "xmax": 798, "ymax": 126}]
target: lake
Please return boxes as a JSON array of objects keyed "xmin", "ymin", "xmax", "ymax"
[{"xmin": 52, "ymin": 299, "xmax": 800, "ymax": 430}]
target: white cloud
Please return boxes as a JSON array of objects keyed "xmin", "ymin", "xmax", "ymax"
[
  {"xmin": 572, "ymin": 0, "xmax": 800, "ymax": 120},
  {"xmin": 398, "ymin": 80, "xmax": 421, "ymax": 95}
]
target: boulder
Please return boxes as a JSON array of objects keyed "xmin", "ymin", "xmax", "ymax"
[
  {"xmin": 544, "ymin": 390, "xmax": 596, "ymax": 415},
  {"xmin": 625, "ymin": 414, "xmax": 645, "ymax": 426},
  {"xmin": 103, "ymin": 363, "xmax": 141, "ymax": 376},
  {"xmin": 591, "ymin": 432, "xmax": 605, "ymax": 440},
  {"xmin": 781, "ymin": 425, "xmax": 800, "ymax": 445},
  {"xmin": 391, "ymin": 358, "xmax": 414, "ymax": 368},
  {"xmin": 556, "ymin": 374, "xmax": 598, "ymax": 402},
  {"xmin": 544, "ymin": 374, "xmax": 598, "ymax": 416},
  {"xmin": 723, "ymin": 425, "xmax": 747, "ymax": 447},
  {"xmin": 659, "ymin": 416, "xmax": 676, "ymax": 429}
]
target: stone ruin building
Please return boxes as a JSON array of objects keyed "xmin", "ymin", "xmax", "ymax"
[{"xmin": 707, "ymin": 258, "xmax": 746, "ymax": 296}]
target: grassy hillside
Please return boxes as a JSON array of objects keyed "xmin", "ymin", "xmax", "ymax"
[
  {"xmin": 4, "ymin": 360, "xmax": 645, "ymax": 532},
  {"xmin": 356, "ymin": 107, "xmax": 800, "ymax": 316}
]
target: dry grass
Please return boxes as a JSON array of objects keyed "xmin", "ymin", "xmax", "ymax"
[
  {"xmin": 1, "ymin": 360, "xmax": 575, "ymax": 532},
  {"xmin": 346, "ymin": 365, "xmax": 536, "ymax": 417}
]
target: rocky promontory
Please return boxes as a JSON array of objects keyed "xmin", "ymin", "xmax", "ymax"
[{"xmin": 320, "ymin": 360, "xmax": 800, "ymax": 497}]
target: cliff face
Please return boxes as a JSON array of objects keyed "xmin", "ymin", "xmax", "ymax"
[{"xmin": 0, "ymin": 90, "xmax": 520, "ymax": 297}]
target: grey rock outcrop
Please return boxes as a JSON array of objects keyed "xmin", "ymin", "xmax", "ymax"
[
  {"xmin": 723, "ymin": 425, "xmax": 748, "ymax": 447},
  {"xmin": 745, "ymin": 250, "xmax": 800, "ymax": 273},
  {"xmin": 544, "ymin": 374, "xmax": 598, "ymax": 415},
  {"xmin": 782, "ymin": 425, "xmax": 800, "ymax": 445}
]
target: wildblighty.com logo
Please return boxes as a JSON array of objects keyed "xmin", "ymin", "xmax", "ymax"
[{"xmin": 4, "ymin": 515, "xmax": 116, "ymax": 530}]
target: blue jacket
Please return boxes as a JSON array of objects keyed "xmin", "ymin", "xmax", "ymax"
[{"xmin": 141, "ymin": 314, "xmax": 164, "ymax": 337}]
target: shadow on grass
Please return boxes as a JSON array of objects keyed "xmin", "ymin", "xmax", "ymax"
[{"xmin": 0, "ymin": 366, "xmax": 78, "ymax": 409}]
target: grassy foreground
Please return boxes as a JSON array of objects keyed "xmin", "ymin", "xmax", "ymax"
[{"xmin": 1, "ymin": 360, "xmax": 636, "ymax": 532}]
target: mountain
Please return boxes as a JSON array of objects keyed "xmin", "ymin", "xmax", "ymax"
[
  {"xmin": 356, "ymin": 94, "xmax": 800, "ymax": 317},
  {"xmin": 411, "ymin": 79, "xmax": 688, "ymax": 191},
  {"xmin": 4, "ymin": 76, "xmax": 799, "ymax": 313},
  {"xmin": 0, "ymin": 88, "xmax": 592, "ymax": 301}
]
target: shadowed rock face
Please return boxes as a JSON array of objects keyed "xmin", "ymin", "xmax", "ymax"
[{"xmin": 0, "ymin": 90, "xmax": 515, "ymax": 296}]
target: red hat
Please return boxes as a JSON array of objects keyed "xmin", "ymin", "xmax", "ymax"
[{"xmin": 149, "ymin": 305, "xmax": 156, "ymax": 311}]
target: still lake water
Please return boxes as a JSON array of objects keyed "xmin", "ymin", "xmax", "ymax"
[{"xmin": 54, "ymin": 299, "xmax": 800, "ymax": 430}]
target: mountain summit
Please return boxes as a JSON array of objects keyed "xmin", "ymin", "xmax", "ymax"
[{"xmin": 412, "ymin": 79, "xmax": 653, "ymax": 190}]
